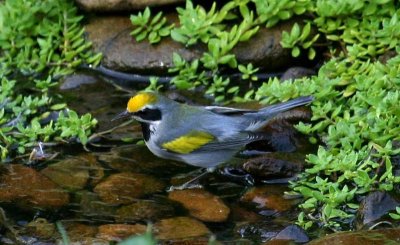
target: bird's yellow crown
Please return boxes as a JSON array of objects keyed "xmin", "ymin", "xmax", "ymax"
[{"xmin": 127, "ymin": 92, "xmax": 157, "ymax": 112}]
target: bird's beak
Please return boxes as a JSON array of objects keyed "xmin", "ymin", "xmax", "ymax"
[{"xmin": 111, "ymin": 110, "xmax": 130, "ymax": 121}]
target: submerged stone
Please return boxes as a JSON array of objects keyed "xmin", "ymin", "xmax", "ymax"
[
  {"xmin": 0, "ymin": 165, "xmax": 69, "ymax": 209},
  {"xmin": 115, "ymin": 200, "xmax": 175, "ymax": 223},
  {"xmin": 41, "ymin": 157, "xmax": 91, "ymax": 191},
  {"xmin": 168, "ymin": 189, "xmax": 230, "ymax": 222},
  {"xmin": 272, "ymin": 225, "xmax": 309, "ymax": 243},
  {"xmin": 308, "ymin": 228, "xmax": 400, "ymax": 245},
  {"xmin": 74, "ymin": 191, "xmax": 119, "ymax": 222},
  {"xmin": 154, "ymin": 216, "xmax": 210, "ymax": 240},
  {"xmin": 93, "ymin": 172, "xmax": 165, "ymax": 205},
  {"xmin": 241, "ymin": 185, "xmax": 297, "ymax": 213},
  {"xmin": 63, "ymin": 222, "xmax": 98, "ymax": 242},
  {"xmin": 96, "ymin": 224, "xmax": 147, "ymax": 242},
  {"xmin": 25, "ymin": 218, "xmax": 56, "ymax": 240}
]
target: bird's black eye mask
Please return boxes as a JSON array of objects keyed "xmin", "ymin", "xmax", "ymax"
[{"xmin": 134, "ymin": 108, "xmax": 162, "ymax": 121}]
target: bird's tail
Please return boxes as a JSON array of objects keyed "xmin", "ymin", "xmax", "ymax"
[{"xmin": 258, "ymin": 96, "xmax": 314, "ymax": 116}]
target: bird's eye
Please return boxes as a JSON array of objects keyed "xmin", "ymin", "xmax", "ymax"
[{"xmin": 135, "ymin": 108, "xmax": 162, "ymax": 121}]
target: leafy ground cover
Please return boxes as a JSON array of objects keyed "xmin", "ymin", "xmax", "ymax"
[{"xmin": 0, "ymin": 0, "xmax": 101, "ymax": 161}]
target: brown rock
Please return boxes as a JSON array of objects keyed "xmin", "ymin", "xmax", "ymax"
[
  {"xmin": 26, "ymin": 218, "xmax": 56, "ymax": 240},
  {"xmin": 64, "ymin": 223, "xmax": 98, "ymax": 240},
  {"xmin": 94, "ymin": 172, "xmax": 165, "ymax": 204},
  {"xmin": 96, "ymin": 224, "xmax": 147, "ymax": 242},
  {"xmin": 232, "ymin": 20, "xmax": 301, "ymax": 71},
  {"xmin": 84, "ymin": 15, "xmax": 303, "ymax": 76},
  {"xmin": 41, "ymin": 157, "xmax": 90, "ymax": 191},
  {"xmin": 280, "ymin": 66, "xmax": 315, "ymax": 81},
  {"xmin": 168, "ymin": 189, "xmax": 230, "ymax": 222},
  {"xmin": 85, "ymin": 15, "xmax": 203, "ymax": 75},
  {"xmin": 0, "ymin": 165, "xmax": 69, "ymax": 209},
  {"xmin": 76, "ymin": 191, "xmax": 119, "ymax": 221},
  {"xmin": 242, "ymin": 152, "xmax": 305, "ymax": 179},
  {"xmin": 154, "ymin": 216, "xmax": 210, "ymax": 240},
  {"xmin": 241, "ymin": 185, "xmax": 296, "ymax": 212},
  {"xmin": 76, "ymin": 0, "xmax": 184, "ymax": 12},
  {"xmin": 308, "ymin": 228, "xmax": 400, "ymax": 245},
  {"xmin": 116, "ymin": 200, "xmax": 175, "ymax": 223}
]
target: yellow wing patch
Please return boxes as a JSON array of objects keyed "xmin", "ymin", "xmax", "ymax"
[
  {"xmin": 127, "ymin": 92, "xmax": 157, "ymax": 113},
  {"xmin": 162, "ymin": 131, "xmax": 215, "ymax": 154}
]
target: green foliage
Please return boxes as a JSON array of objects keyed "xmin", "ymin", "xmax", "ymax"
[
  {"xmin": 171, "ymin": 1, "xmax": 227, "ymax": 46},
  {"xmin": 0, "ymin": 0, "xmax": 101, "ymax": 75},
  {"xmin": 259, "ymin": 55, "xmax": 400, "ymax": 230},
  {"xmin": 130, "ymin": 7, "xmax": 174, "ymax": 44},
  {"xmin": 253, "ymin": 0, "xmax": 313, "ymax": 27},
  {"xmin": 0, "ymin": 0, "xmax": 101, "ymax": 160},
  {"xmin": 389, "ymin": 207, "xmax": 400, "ymax": 220},
  {"xmin": 0, "ymin": 76, "xmax": 98, "ymax": 159},
  {"xmin": 145, "ymin": 77, "xmax": 164, "ymax": 92},
  {"xmin": 281, "ymin": 23, "xmax": 319, "ymax": 59},
  {"xmin": 238, "ymin": 63, "xmax": 259, "ymax": 81}
]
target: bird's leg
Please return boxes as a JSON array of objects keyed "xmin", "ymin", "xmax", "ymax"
[{"xmin": 167, "ymin": 167, "xmax": 215, "ymax": 191}]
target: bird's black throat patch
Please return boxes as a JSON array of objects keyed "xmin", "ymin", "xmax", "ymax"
[{"xmin": 140, "ymin": 122, "xmax": 151, "ymax": 141}]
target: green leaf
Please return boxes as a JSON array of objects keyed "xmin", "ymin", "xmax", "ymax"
[{"xmin": 292, "ymin": 46, "xmax": 301, "ymax": 57}]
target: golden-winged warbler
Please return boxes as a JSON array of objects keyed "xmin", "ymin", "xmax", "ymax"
[{"xmin": 114, "ymin": 91, "xmax": 312, "ymax": 188}]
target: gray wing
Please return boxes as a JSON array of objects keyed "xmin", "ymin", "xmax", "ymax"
[
  {"xmin": 204, "ymin": 106, "xmax": 258, "ymax": 115},
  {"xmin": 194, "ymin": 131, "xmax": 268, "ymax": 152}
]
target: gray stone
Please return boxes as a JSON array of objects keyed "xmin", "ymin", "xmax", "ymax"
[{"xmin": 84, "ymin": 15, "xmax": 304, "ymax": 76}]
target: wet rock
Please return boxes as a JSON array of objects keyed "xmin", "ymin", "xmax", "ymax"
[
  {"xmin": 168, "ymin": 189, "xmax": 230, "ymax": 222},
  {"xmin": 115, "ymin": 200, "xmax": 175, "ymax": 223},
  {"xmin": 56, "ymin": 72, "xmax": 129, "ymax": 133},
  {"xmin": 59, "ymin": 238, "xmax": 109, "ymax": 245},
  {"xmin": 85, "ymin": 16, "xmax": 304, "ymax": 76},
  {"xmin": 41, "ymin": 156, "xmax": 97, "ymax": 191},
  {"xmin": 355, "ymin": 191, "xmax": 399, "ymax": 229},
  {"xmin": 76, "ymin": 0, "xmax": 184, "ymax": 12},
  {"xmin": 242, "ymin": 152, "xmax": 305, "ymax": 180},
  {"xmin": 154, "ymin": 216, "xmax": 210, "ymax": 240},
  {"xmin": 233, "ymin": 20, "xmax": 305, "ymax": 71},
  {"xmin": 0, "ymin": 165, "xmax": 69, "ymax": 209},
  {"xmin": 59, "ymin": 73, "xmax": 98, "ymax": 90},
  {"xmin": 241, "ymin": 185, "xmax": 297, "ymax": 213},
  {"xmin": 74, "ymin": 191, "xmax": 118, "ymax": 221},
  {"xmin": 25, "ymin": 218, "xmax": 56, "ymax": 240},
  {"xmin": 63, "ymin": 223, "xmax": 98, "ymax": 242},
  {"xmin": 236, "ymin": 221, "xmax": 282, "ymax": 243},
  {"xmin": 263, "ymin": 240, "xmax": 297, "ymax": 245},
  {"xmin": 280, "ymin": 67, "xmax": 315, "ymax": 81},
  {"xmin": 85, "ymin": 15, "xmax": 203, "ymax": 75},
  {"xmin": 272, "ymin": 225, "xmax": 309, "ymax": 243},
  {"xmin": 230, "ymin": 204, "xmax": 263, "ymax": 222},
  {"xmin": 307, "ymin": 228, "xmax": 400, "ymax": 245},
  {"xmin": 96, "ymin": 224, "xmax": 147, "ymax": 242},
  {"xmin": 93, "ymin": 172, "xmax": 165, "ymax": 205}
]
